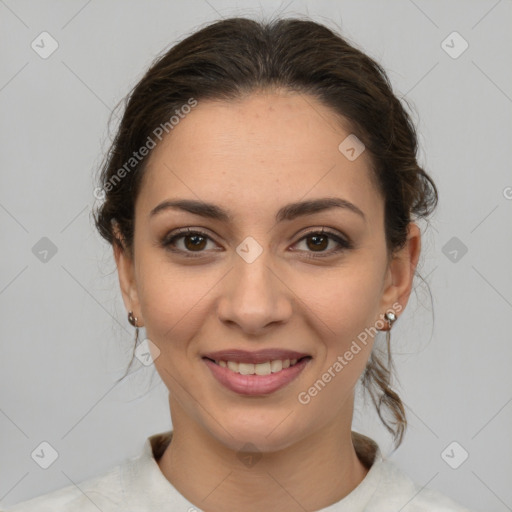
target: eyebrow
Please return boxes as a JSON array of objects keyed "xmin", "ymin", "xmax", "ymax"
[{"xmin": 149, "ymin": 197, "xmax": 366, "ymax": 223}]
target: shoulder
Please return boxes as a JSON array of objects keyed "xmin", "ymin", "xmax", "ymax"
[
  {"xmin": 2, "ymin": 431, "xmax": 174, "ymax": 512},
  {"xmin": 3, "ymin": 465, "xmax": 124, "ymax": 512},
  {"xmin": 372, "ymin": 459, "xmax": 473, "ymax": 511}
]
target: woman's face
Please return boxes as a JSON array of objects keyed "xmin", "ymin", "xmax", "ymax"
[{"xmin": 115, "ymin": 90, "xmax": 418, "ymax": 452}]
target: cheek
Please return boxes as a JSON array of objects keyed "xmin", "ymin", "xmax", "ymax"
[
  {"xmin": 291, "ymin": 265, "xmax": 383, "ymax": 393},
  {"xmin": 293, "ymin": 278, "xmax": 379, "ymax": 418},
  {"xmin": 136, "ymin": 253, "xmax": 222, "ymax": 351},
  {"xmin": 295, "ymin": 264, "xmax": 383, "ymax": 343}
]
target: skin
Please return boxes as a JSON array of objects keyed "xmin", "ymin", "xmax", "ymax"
[{"xmin": 114, "ymin": 89, "xmax": 421, "ymax": 512}]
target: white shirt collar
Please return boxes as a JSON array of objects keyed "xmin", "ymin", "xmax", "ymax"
[{"xmin": 117, "ymin": 430, "xmax": 385, "ymax": 511}]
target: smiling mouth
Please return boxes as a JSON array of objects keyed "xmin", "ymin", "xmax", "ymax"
[{"xmin": 202, "ymin": 356, "xmax": 312, "ymax": 376}]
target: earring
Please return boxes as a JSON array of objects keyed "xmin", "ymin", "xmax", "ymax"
[
  {"xmin": 128, "ymin": 311, "xmax": 138, "ymax": 327},
  {"xmin": 384, "ymin": 311, "xmax": 397, "ymax": 331},
  {"xmin": 376, "ymin": 310, "xmax": 397, "ymax": 332},
  {"xmin": 128, "ymin": 310, "xmax": 140, "ymax": 344}
]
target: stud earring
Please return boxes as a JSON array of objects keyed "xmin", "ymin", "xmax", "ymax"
[
  {"xmin": 128, "ymin": 311, "xmax": 138, "ymax": 327},
  {"xmin": 128, "ymin": 310, "xmax": 139, "ymax": 344},
  {"xmin": 384, "ymin": 311, "xmax": 397, "ymax": 331},
  {"xmin": 377, "ymin": 310, "xmax": 398, "ymax": 353}
]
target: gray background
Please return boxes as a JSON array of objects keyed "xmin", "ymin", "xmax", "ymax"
[{"xmin": 1, "ymin": 0, "xmax": 511, "ymax": 510}]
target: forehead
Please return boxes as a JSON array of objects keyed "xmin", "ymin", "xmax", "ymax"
[{"xmin": 137, "ymin": 91, "xmax": 382, "ymax": 223}]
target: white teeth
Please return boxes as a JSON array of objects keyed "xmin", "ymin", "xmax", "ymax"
[
  {"xmin": 213, "ymin": 357, "xmax": 305, "ymax": 375},
  {"xmin": 227, "ymin": 361, "xmax": 238, "ymax": 372},
  {"xmin": 255, "ymin": 362, "xmax": 271, "ymax": 375},
  {"xmin": 270, "ymin": 360, "xmax": 282, "ymax": 372},
  {"xmin": 238, "ymin": 362, "xmax": 254, "ymax": 375}
]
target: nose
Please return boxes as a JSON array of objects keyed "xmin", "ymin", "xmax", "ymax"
[{"xmin": 217, "ymin": 250, "xmax": 293, "ymax": 336}]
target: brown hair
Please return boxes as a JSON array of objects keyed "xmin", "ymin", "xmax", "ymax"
[{"xmin": 93, "ymin": 16, "xmax": 438, "ymax": 448}]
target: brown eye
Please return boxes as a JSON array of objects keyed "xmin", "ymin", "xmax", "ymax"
[
  {"xmin": 293, "ymin": 229, "xmax": 352, "ymax": 258},
  {"xmin": 183, "ymin": 233, "xmax": 207, "ymax": 251},
  {"xmin": 161, "ymin": 228, "xmax": 217, "ymax": 257},
  {"xmin": 305, "ymin": 234, "xmax": 329, "ymax": 252}
]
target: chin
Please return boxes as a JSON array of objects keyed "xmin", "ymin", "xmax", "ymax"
[{"xmin": 207, "ymin": 415, "xmax": 306, "ymax": 454}]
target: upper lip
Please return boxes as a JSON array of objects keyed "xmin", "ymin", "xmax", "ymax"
[{"xmin": 202, "ymin": 349, "xmax": 311, "ymax": 364}]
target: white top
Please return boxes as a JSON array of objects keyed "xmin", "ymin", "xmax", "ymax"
[{"xmin": 4, "ymin": 431, "xmax": 472, "ymax": 511}]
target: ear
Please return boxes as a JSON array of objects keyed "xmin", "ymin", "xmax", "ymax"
[
  {"xmin": 112, "ymin": 223, "xmax": 144, "ymax": 326},
  {"xmin": 378, "ymin": 222, "xmax": 422, "ymax": 319}
]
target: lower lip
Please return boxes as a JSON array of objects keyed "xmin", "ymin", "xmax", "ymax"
[{"xmin": 203, "ymin": 357, "xmax": 311, "ymax": 396}]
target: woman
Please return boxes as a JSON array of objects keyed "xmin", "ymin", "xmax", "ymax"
[{"xmin": 6, "ymin": 16, "xmax": 472, "ymax": 512}]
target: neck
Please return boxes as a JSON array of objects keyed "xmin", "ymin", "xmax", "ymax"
[{"xmin": 157, "ymin": 397, "xmax": 372, "ymax": 512}]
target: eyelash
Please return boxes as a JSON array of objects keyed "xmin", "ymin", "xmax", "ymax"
[{"xmin": 160, "ymin": 227, "xmax": 353, "ymax": 259}]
